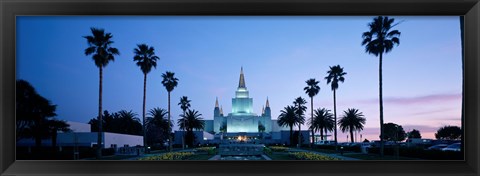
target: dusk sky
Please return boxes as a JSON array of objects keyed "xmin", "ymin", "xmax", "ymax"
[{"xmin": 17, "ymin": 16, "xmax": 462, "ymax": 142}]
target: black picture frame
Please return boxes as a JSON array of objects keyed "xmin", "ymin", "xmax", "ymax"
[{"xmin": 1, "ymin": 0, "xmax": 479, "ymax": 176}]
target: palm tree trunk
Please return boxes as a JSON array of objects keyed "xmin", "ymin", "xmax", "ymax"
[
  {"xmin": 310, "ymin": 97, "xmax": 314, "ymax": 148},
  {"xmin": 320, "ymin": 128, "xmax": 323, "ymax": 142},
  {"xmin": 142, "ymin": 74, "xmax": 147, "ymax": 152},
  {"xmin": 298, "ymin": 125, "xmax": 301, "ymax": 148},
  {"xmin": 289, "ymin": 126, "xmax": 293, "ymax": 146},
  {"xmin": 333, "ymin": 89, "xmax": 338, "ymax": 152},
  {"xmin": 182, "ymin": 111, "xmax": 185, "ymax": 149},
  {"xmin": 350, "ymin": 128, "xmax": 354, "ymax": 143},
  {"xmin": 168, "ymin": 92, "xmax": 172, "ymax": 152},
  {"xmin": 379, "ymin": 52, "xmax": 384, "ymax": 157},
  {"xmin": 97, "ymin": 67, "xmax": 103, "ymax": 159},
  {"xmin": 52, "ymin": 131, "xmax": 58, "ymax": 157}
]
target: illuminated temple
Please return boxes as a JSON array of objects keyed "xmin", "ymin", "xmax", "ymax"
[
  {"xmin": 212, "ymin": 67, "xmax": 273, "ymax": 133},
  {"xmin": 174, "ymin": 67, "xmax": 309, "ymax": 145}
]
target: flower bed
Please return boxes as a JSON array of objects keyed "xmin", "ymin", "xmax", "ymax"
[
  {"xmin": 288, "ymin": 152, "xmax": 340, "ymax": 160},
  {"xmin": 138, "ymin": 152, "xmax": 195, "ymax": 160},
  {"xmin": 269, "ymin": 146, "xmax": 290, "ymax": 152}
]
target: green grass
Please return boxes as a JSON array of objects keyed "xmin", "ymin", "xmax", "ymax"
[
  {"xmin": 187, "ymin": 154, "xmax": 215, "ymax": 160},
  {"xmin": 266, "ymin": 153, "xmax": 294, "ymax": 160}
]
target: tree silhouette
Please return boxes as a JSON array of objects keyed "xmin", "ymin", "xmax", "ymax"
[
  {"xmin": 293, "ymin": 97, "xmax": 307, "ymax": 147},
  {"xmin": 133, "ymin": 43, "xmax": 159, "ymax": 150},
  {"xmin": 304, "ymin": 78, "xmax": 320, "ymax": 147},
  {"xmin": 146, "ymin": 108, "xmax": 171, "ymax": 147},
  {"xmin": 16, "ymin": 80, "xmax": 57, "ymax": 156},
  {"xmin": 435, "ymin": 126, "xmax": 462, "ymax": 140},
  {"xmin": 407, "ymin": 129, "xmax": 422, "ymax": 139},
  {"xmin": 325, "ymin": 65, "xmax": 346, "ymax": 151},
  {"xmin": 362, "ymin": 16, "xmax": 401, "ymax": 156},
  {"xmin": 309, "ymin": 108, "xmax": 334, "ymax": 143},
  {"xmin": 382, "ymin": 123, "xmax": 406, "ymax": 142},
  {"xmin": 277, "ymin": 105, "xmax": 298, "ymax": 145},
  {"xmin": 161, "ymin": 71, "xmax": 178, "ymax": 151},
  {"xmin": 178, "ymin": 96, "xmax": 191, "ymax": 149},
  {"xmin": 83, "ymin": 28, "xmax": 120, "ymax": 159},
  {"xmin": 338, "ymin": 108, "xmax": 366, "ymax": 143},
  {"xmin": 47, "ymin": 119, "xmax": 71, "ymax": 156},
  {"xmin": 178, "ymin": 109, "xmax": 205, "ymax": 147}
]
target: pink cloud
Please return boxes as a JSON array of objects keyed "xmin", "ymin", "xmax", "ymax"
[{"xmin": 358, "ymin": 93, "xmax": 461, "ymax": 105}]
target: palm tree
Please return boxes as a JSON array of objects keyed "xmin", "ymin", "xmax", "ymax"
[
  {"xmin": 277, "ymin": 105, "xmax": 298, "ymax": 145},
  {"xmin": 117, "ymin": 110, "xmax": 141, "ymax": 135},
  {"xmin": 309, "ymin": 108, "xmax": 334, "ymax": 142},
  {"xmin": 178, "ymin": 96, "xmax": 191, "ymax": 149},
  {"xmin": 361, "ymin": 16, "xmax": 401, "ymax": 156},
  {"xmin": 178, "ymin": 109, "xmax": 205, "ymax": 147},
  {"xmin": 161, "ymin": 71, "xmax": 179, "ymax": 151},
  {"xmin": 338, "ymin": 108, "xmax": 366, "ymax": 143},
  {"xmin": 83, "ymin": 28, "xmax": 120, "ymax": 159},
  {"xmin": 304, "ymin": 78, "xmax": 320, "ymax": 147},
  {"xmin": 146, "ymin": 108, "xmax": 171, "ymax": 147},
  {"xmin": 325, "ymin": 65, "xmax": 347, "ymax": 151},
  {"xmin": 293, "ymin": 97, "xmax": 307, "ymax": 147},
  {"xmin": 47, "ymin": 119, "xmax": 71, "ymax": 155},
  {"xmin": 133, "ymin": 44, "xmax": 159, "ymax": 150}
]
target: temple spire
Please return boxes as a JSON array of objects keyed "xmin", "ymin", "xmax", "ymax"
[
  {"xmin": 238, "ymin": 67, "xmax": 246, "ymax": 88},
  {"xmin": 266, "ymin": 97, "xmax": 270, "ymax": 108},
  {"xmin": 262, "ymin": 105, "xmax": 265, "ymax": 114},
  {"xmin": 215, "ymin": 97, "xmax": 219, "ymax": 108},
  {"xmin": 220, "ymin": 106, "xmax": 223, "ymax": 115}
]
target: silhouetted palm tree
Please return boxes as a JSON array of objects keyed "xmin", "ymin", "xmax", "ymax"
[
  {"xmin": 178, "ymin": 109, "xmax": 205, "ymax": 147},
  {"xmin": 178, "ymin": 96, "xmax": 191, "ymax": 149},
  {"xmin": 47, "ymin": 119, "xmax": 71, "ymax": 155},
  {"xmin": 362, "ymin": 16, "xmax": 400, "ymax": 156},
  {"xmin": 304, "ymin": 78, "xmax": 320, "ymax": 147},
  {"xmin": 117, "ymin": 110, "xmax": 142, "ymax": 135},
  {"xmin": 83, "ymin": 28, "xmax": 119, "ymax": 159},
  {"xmin": 146, "ymin": 108, "xmax": 171, "ymax": 146},
  {"xmin": 133, "ymin": 44, "xmax": 159, "ymax": 150},
  {"xmin": 309, "ymin": 108, "xmax": 334, "ymax": 142},
  {"xmin": 277, "ymin": 105, "xmax": 298, "ymax": 145},
  {"xmin": 293, "ymin": 97, "xmax": 307, "ymax": 147},
  {"xmin": 161, "ymin": 71, "xmax": 178, "ymax": 151},
  {"xmin": 339, "ymin": 108, "xmax": 366, "ymax": 143},
  {"xmin": 325, "ymin": 65, "xmax": 347, "ymax": 151}
]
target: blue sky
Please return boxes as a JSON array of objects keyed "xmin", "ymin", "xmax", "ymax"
[{"xmin": 17, "ymin": 16, "xmax": 462, "ymax": 142}]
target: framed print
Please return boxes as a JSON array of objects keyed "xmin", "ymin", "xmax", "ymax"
[{"xmin": 1, "ymin": 0, "xmax": 479, "ymax": 176}]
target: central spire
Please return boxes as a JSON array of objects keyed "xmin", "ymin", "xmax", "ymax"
[{"xmin": 238, "ymin": 67, "xmax": 246, "ymax": 88}]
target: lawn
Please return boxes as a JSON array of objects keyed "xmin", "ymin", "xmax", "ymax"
[{"xmin": 266, "ymin": 153, "xmax": 293, "ymax": 160}]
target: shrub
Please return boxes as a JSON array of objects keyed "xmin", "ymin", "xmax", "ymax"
[{"xmin": 194, "ymin": 147, "xmax": 216, "ymax": 154}]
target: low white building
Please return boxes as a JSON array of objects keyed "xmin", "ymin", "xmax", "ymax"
[{"xmin": 17, "ymin": 121, "xmax": 143, "ymax": 150}]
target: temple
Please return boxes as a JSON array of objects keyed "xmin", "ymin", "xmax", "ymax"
[
  {"xmin": 174, "ymin": 67, "xmax": 310, "ymax": 145},
  {"xmin": 212, "ymin": 67, "xmax": 273, "ymax": 133}
]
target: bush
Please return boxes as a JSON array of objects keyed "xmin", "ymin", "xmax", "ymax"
[{"xmin": 194, "ymin": 147, "xmax": 216, "ymax": 154}]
